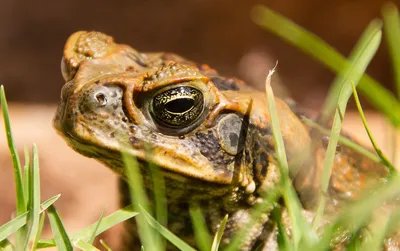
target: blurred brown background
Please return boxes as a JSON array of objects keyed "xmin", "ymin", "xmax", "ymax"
[
  {"xmin": 1, "ymin": 0, "xmax": 400, "ymax": 250},
  {"xmin": 2, "ymin": 0, "xmax": 400, "ymax": 107}
]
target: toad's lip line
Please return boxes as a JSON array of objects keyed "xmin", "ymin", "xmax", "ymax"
[{"xmin": 64, "ymin": 130, "xmax": 236, "ymax": 187}]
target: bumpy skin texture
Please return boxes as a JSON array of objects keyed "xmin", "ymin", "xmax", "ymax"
[{"xmin": 54, "ymin": 31, "xmax": 397, "ymax": 250}]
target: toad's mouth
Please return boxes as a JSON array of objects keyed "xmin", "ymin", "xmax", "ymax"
[{"xmin": 63, "ymin": 131, "xmax": 231, "ymax": 198}]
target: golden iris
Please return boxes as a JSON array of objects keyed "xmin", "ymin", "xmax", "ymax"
[{"xmin": 151, "ymin": 86, "xmax": 204, "ymax": 128}]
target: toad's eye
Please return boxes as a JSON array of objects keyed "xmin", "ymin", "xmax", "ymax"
[{"xmin": 150, "ymin": 86, "xmax": 204, "ymax": 128}]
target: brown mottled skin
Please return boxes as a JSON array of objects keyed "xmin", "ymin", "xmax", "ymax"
[{"xmin": 53, "ymin": 31, "xmax": 397, "ymax": 250}]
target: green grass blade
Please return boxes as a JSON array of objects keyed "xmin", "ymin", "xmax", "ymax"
[
  {"xmin": 47, "ymin": 205, "xmax": 73, "ymax": 251},
  {"xmin": 0, "ymin": 85, "xmax": 26, "ymax": 249},
  {"xmin": 0, "ymin": 238, "xmax": 14, "ymax": 251},
  {"xmin": 72, "ymin": 205, "xmax": 138, "ymax": 242},
  {"xmin": 73, "ymin": 240, "xmax": 101, "ymax": 251},
  {"xmin": 140, "ymin": 205, "xmax": 196, "ymax": 251},
  {"xmin": 319, "ymin": 20, "xmax": 382, "ymax": 124},
  {"xmin": 359, "ymin": 215, "xmax": 389, "ymax": 251},
  {"xmin": 24, "ymin": 144, "xmax": 41, "ymax": 251},
  {"xmin": 122, "ymin": 153, "xmax": 160, "ymax": 251},
  {"xmin": 23, "ymin": 145, "xmax": 30, "ymax": 209},
  {"xmin": 272, "ymin": 207, "xmax": 292, "ymax": 251},
  {"xmin": 32, "ymin": 211, "xmax": 46, "ymax": 250},
  {"xmin": 145, "ymin": 147, "xmax": 167, "ymax": 250},
  {"xmin": 189, "ymin": 203, "xmax": 211, "ymax": 251},
  {"xmin": 351, "ymin": 82, "xmax": 397, "ymax": 175},
  {"xmin": 0, "ymin": 86, "xmax": 26, "ymax": 214},
  {"xmin": 265, "ymin": 68, "xmax": 317, "ymax": 247},
  {"xmin": 315, "ymin": 174, "xmax": 400, "ymax": 250},
  {"xmin": 382, "ymin": 2, "xmax": 400, "ymax": 98},
  {"xmin": 0, "ymin": 194, "xmax": 60, "ymax": 242},
  {"xmin": 210, "ymin": 214, "xmax": 228, "ymax": 251},
  {"xmin": 382, "ymin": 2, "xmax": 400, "ymax": 168},
  {"xmin": 99, "ymin": 239, "xmax": 112, "ymax": 251},
  {"xmin": 313, "ymin": 19, "xmax": 382, "ymax": 227},
  {"xmin": 87, "ymin": 208, "xmax": 105, "ymax": 245},
  {"xmin": 384, "ymin": 210, "xmax": 400, "ymax": 237},
  {"xmin": 225, "ymin": 186, "xmax": 279, "ymax": 251},
  {"xmin": 301, "ymin": 116, "xmax": 381, "ymax": 163},
  {"xmin": 37, "ymin": 205, "xmax": 138, "ymax": 248},
  {"xmin": 251, "ymin": 6, "xmax": 400, "ymax": 126},
  {"xmin": 100, "ymin": 240, "xmax": 112, "ymax": 251}
]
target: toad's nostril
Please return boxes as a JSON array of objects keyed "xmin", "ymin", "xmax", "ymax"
[{"xmin": 95, "ymin": 93, "xmax": 107, "ymax": 106}]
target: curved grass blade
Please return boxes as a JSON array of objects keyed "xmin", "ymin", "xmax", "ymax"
[
  {"xmin": 0, "ymin": 85, "xmax": 26, "ymax": 248},
  {"xmin": 0, "ymin": 194, "xmax": 60, "ymax": 242},
  {"xmin": 189, "ymin": 203, "xmax": 211, "ymax": 251},
  {"xmin": 301, "ymin": 116, "xmax": 381, "ymax": 163},
  {"xmin": 140, "ymin": 205, "xmax": 196, "ymax": 251},
  {"xmin": 265, "ymin": 67, "xmax": 317, "ymax": 247},
  {"xmin": 87, "ymin": 208, "xmax": 105, "ymax": 245},
  {"xmin": 24, "ymin": 144, "xmax": 41, "ymax": 251},
  {"xmin": 73, "ymin": 240, "xmax": 101, "ymax": 251},
  {"xmin": 0, "ymin": 86, "xmax": 25, "ymax": 213},
  {"xmin": 319, "ymin": 20, "xmax": 382, "ymax": 124},
  {"xmin": 251, "ymin": 6, "xmax": 400, "ymax": 126},
  {"xmin": 312, "ymin": 19, "xmax": 382, "ymax": 227},
  {"xmin": 210, "ymin": 214, "xmax": 228, "ymax": 251},
  {"xmin": 383, "ymin": 3, "xmax": 400, "ymax": 98},
  {"xmin": 99, "ymin": 239, "xmax": 112, "ymax": 251},
  {"xmin": 47, "ymin": 205, "xmax": 73, "ymax": 251},
  {"xmin": 37, "ymin": 205, "xmax": 138, "ymax": 248},
  {"xmin": 351, "ymin": 82, "xmax": 397, "ymax": 175}
]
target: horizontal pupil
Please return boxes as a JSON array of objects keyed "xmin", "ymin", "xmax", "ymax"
[{"xmin": 164, "ymin": 98, "xmax": 194, "ymax": 113}]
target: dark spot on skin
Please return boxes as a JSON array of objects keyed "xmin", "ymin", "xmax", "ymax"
[
  {"xmin": 125, "ymin": 66, "xmax": 136, "ymax": 72},
  {"xmin": 259, "ymin": 152, "xmax": 269, "ymax": 177},
  {"xmin": 122, "ymin": 117, "xmax": 128, "ymax": 122},
  {"xmin": 95, "ymin": 80, "xmax": 100, "ymax": 84},
  {"xmin": 110, "ymin": 132, "xmax": 115, "ymax": 138},
  {"xmin": 245, "ymin": 149, "xmax": 251, "ymax": 165},
  {"xmin": 229, "ymin": 133, "xmax": 238, "ymax": 147},
  {"xmin": 111, "ymin": 91, "xmax": 117, "ymax": 98},
  {"xmin": 129, "ymin": 126, "xmax": 136, "ymax": 133},
  {"xmin": 211, "ymin": 77, "xmax": 240, "ymax": 91},
  {"xmin": 129, "ymin": 136, "xmax": 142, "ymax": 148}
]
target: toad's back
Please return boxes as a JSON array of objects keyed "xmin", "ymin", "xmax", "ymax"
[{"xmin": 53, "ymin": 31, "xmax": 395, "ymax": 250}]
